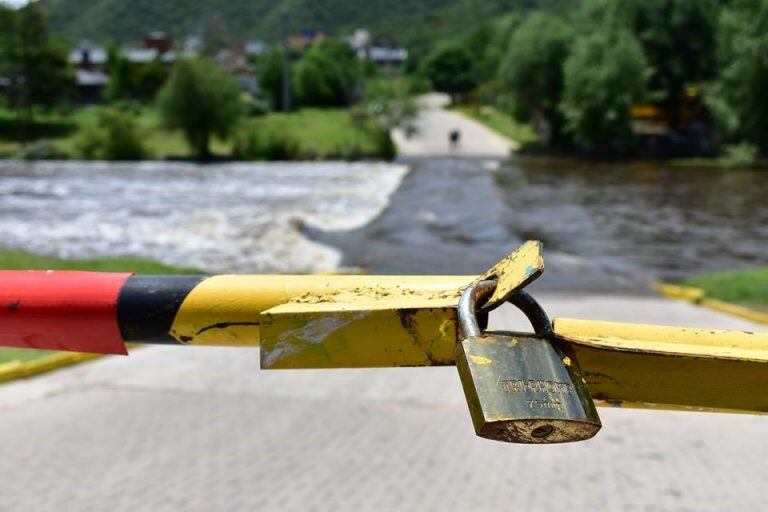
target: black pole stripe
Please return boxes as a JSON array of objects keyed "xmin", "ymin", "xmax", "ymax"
[{"xmin": 117, "ymin": 275, "xmax": 207, "ymax": 344}]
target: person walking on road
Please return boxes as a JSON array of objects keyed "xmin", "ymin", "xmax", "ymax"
[{"xmin": 449, "ymin": 128, "xmax": 461, "ymax": 149}]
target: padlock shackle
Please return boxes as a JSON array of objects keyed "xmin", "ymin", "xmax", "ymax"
[
  {"xmin": 509, "ymin": 290, "xmax": 553, "ymax": 337},
  {"xmin": 459, "ymin": 280, "xmax": 553, "ymax": 339},
  {"xmin": 458, "ymin": 280, "xmax": 496, "ymax": 338}
]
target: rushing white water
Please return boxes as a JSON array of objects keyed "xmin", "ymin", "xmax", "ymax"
[{"xmin": 0, "ymin": 160, "xmax": 408, "ymax": 273}]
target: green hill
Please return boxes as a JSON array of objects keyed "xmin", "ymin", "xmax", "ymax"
[{"xmin": 40, "ymin": 0, "xmax": 522, "ymax": 49}]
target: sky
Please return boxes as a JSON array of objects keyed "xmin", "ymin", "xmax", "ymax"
[{"xmin": 2, "ymin": 0, "xmax": 31, "ymax": 7}]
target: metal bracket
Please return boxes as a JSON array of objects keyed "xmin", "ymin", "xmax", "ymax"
[{"xmin": 259, "ymin": 241, "xmax": 544, "ymax": 369}]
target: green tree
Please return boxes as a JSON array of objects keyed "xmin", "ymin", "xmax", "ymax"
[
  {"xmin": 0, "ymin": 3, "xmax": 73, "ymax": 142},
  {"xmin": 580, "ymin": 0, "xmax": 718, "ymax": 120},
  {"xmin": 106, "ymin": 47, "xmax": 168, "ymax": 103},
  {"xmin": 706, "ymin": 0, "xmax": 768, "ymax": 150},
  {"xmin": 561, "ymin": 28, "xmax": 648, "ymax": 153},
  {"xmin": 423, "ymin": 43, "xmax": 477, "ymax": 103},
  {"xmin": 362, "ymin": 79, "xmax": 419, "ymax": 136},
  {"xmin": 294, "ymin": 39, "xmax": 361, "ymax": 107},
  {"xmin": 104, "ymin": 45, "xmax": 131, "ymax": 101},
  {"xmin": 498, "ymin": 13, "xmax": 571, "ymax": 145},
  {"xmin": 135, "ymin": 58, "xmax": 169, "ymax": 101},
  {"xmin": 157, "ymin": 59, "xmax": 243, "ymax": 159},
  {"xmin": 259, "ymin": 50, "xmax": 288, "ymax": 110}
]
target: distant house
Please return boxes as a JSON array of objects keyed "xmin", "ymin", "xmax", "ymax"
[
  {"xmin": 144, "ymin": 31, "xmax": 173, "ymax": 54},
  {"xmin": 215, "ymin": 45, "xmax": 258, "ymax": 93},
  {"xmin": 631, "ymin": 87, "xmax": 714, "ymax": 158},
  {"xmin": 184, "ymin": 35, "xmax": 202, "ymax": 55},
  {"xmin": 69, "ymin": 34, "xmax": 177, "ymax": 68},
  {"xmin": 346, "ymin": 28, "xmax": 408, "ymax": 67},
  {"xmin": 245, "ymin": 40, "xmax": 268, "ymax": 56},
  {"xmin": 347, "ymin": 29, "xmax": 370, "ymax": 54},
  {"xmin": 289, "ymin": 28, "xmax": 327, "ymax": 50},
  {"xmin": 69, "ymin": 41, "xmax": 108, "ymax": 103},
  {"xmin": 121, "ymin": 47, "xmax": 177, "ymax": 64},
  {"xmin": 369, "ymin": 46, "xmax": 408, "ymax": 67},
  {"xmin": 69, "ymin": 40, "xmax": 108, "ymax": 69},
  {"xmin": 68, "ymin": 35, "xmax": 179, "ymax": 103},
  {"xmin": 67, "ymin": 32, "xmax": 267, "ymax": 101},
  {"xmin": 121, "ymin": 32, "xmax": 176, "ymax": 64},
  {"xmin": 74, "ymin": 69, "xmax": 109, "ymax": 103}
]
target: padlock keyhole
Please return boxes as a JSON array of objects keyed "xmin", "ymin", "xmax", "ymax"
[{"xmin": 531, "ymin": 425, "xmax": 555, "ymax": 439}]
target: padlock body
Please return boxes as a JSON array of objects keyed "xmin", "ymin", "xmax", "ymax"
[{"xmin": 455, "ymin": 332, "xmax": 601, "ymax": 443}]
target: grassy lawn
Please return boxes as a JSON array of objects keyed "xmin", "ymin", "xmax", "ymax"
[
  {"xmin": 685, "ymin": 267, "xmax": 768, "ymax": 308},
  {"xmin": 456, "ymin": 105, "xmax": 539, "ymax": 147},
  {"xmin": 247, "ymin": 108, "xmax": 387, "ymax": 159},
  {"xmin": 1, "ymin": 106, "xmax": 390, "ymax": 161},
  {"xmin": 0, "ymin": 250, "xmax": 202, "ymax": 364}
]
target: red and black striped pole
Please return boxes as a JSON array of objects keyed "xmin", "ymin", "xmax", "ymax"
[{"xmin": 0, "ymin": 271, "xmax": 204, "ymax": 354}]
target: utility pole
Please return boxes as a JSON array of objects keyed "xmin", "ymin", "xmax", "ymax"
[{"xmin": 280, "ymin": 9, "xmax": 292, "ymax": 112}]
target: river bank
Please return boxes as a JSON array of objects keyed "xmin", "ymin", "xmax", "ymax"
[
  {"xmin": 0, "ymin": 106, "xmax": 394, "ymax": 161},
  {"xmin": 454, "ymin": 101, "xmax": 768, "ymax": 169}
]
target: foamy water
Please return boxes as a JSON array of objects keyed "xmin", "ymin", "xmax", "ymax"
[{"xmin": 0, "ymin": 160, "xmax": 408, "ymax": 273}]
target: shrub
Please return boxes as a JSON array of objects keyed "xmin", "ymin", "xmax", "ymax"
[
  {"xmin": 371, "ymin": 126, "xmax": 396, "ymax": 160},
  {"xmin": 244, "ymin": 95, "xmax": 270, "ymax": 116},
  {"xmin": 232, "ymin": 129, "xmax": 300, "ymax": 161},
  {"xmin": 335, "ymin": 142, "xmax": 364, "ymax": 161},
  {"xmin": 722, "ymin": 143, "xmax": 759, "ymax": 168},
  {"xmin": 16, "ymin": 140, "xmax": 68, "ymax": 160},
  {"xmin": 75, "ymin": 108, "xmax": 146, "ymax": 160}
]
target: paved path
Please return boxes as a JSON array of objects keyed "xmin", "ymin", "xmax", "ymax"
[
  {"xmin": 392, "ymin": 94, "xmax": 517, "ymax": 158},
  {"xmin": 1, "ymin": 295, "xmax": 765, "ymax": 511}
]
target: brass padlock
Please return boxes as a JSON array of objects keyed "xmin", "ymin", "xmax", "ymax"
[{"xmin": 455, "ymin": 280, "xmax": 601, "ymax": 444}]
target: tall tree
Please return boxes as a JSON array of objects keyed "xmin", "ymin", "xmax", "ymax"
[
  {"xmin": 104, "ymin": 45, "xmax": 132, "ymax": 102},
  {"xmin": 294, "ymin": 39, "xmax": 361, "ymax": 107},
  {"xmin": 706, "ymin": 0, "xmax": 768, "ymax": 150},
  {"xmin": 0, "ymin": 3, "xmax": 73, "ymax": 142},
  {"xmin": 105, "ymin": 46, "xmax": 169, "ymax": 103},
  {"xmin": 157, "ymin": 59, "xmax": 243, "ymax": 159},
  {"xmin": 423, "ymin": 43, "xmax": 478, "ymax": 103},
  {"xmin": 498, "ymin": 12, "xmax": 572, "ymax": 145},
  {"xmin": 561, "ymin": 28, "xmax": 648, "ymax": 153},
  {"xmin": 579, "ymin": 0, "xmax": 718, "ymax": 124}
]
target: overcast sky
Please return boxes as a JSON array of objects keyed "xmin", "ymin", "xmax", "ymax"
[{"xmin": 2, "ymin": 0, "xmax": 31, "ymax": 7}]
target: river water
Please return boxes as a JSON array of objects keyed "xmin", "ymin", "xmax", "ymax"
[
  {"xmin": 498, "ymin": 158, "xmax": 768, "ymax": 283},
  {"xmin": 0, "ymin": 158, "xmax": 764, "ymax": 291},
  {"xmin": 0, "ymin": 160, "xmax": 406, "ymax": 273}
]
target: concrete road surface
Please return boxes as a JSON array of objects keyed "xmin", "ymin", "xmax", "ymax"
[
  {"xmin": 392, "ymin": 94, "xmax": 517, "ymax": 158},
  {"xmin": 1, "ymin": 295, "xmax": 765, "ymax": 511}
]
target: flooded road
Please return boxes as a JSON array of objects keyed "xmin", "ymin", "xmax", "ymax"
[
  {"xmin": 0, "ymin": 157, "xmax": 764, "ymax": 292},
  {"xmin": 310, "ymin": 157, "xmax": 767, "ymax": 292},
  {"xmin": 497, "ymin": 158, "xmax": 768, "ymax": 283}
]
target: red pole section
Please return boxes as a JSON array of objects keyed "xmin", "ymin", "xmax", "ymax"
[{"xmin": 0, "ymin": 271, "xmax": 130, "ymax": 355}]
